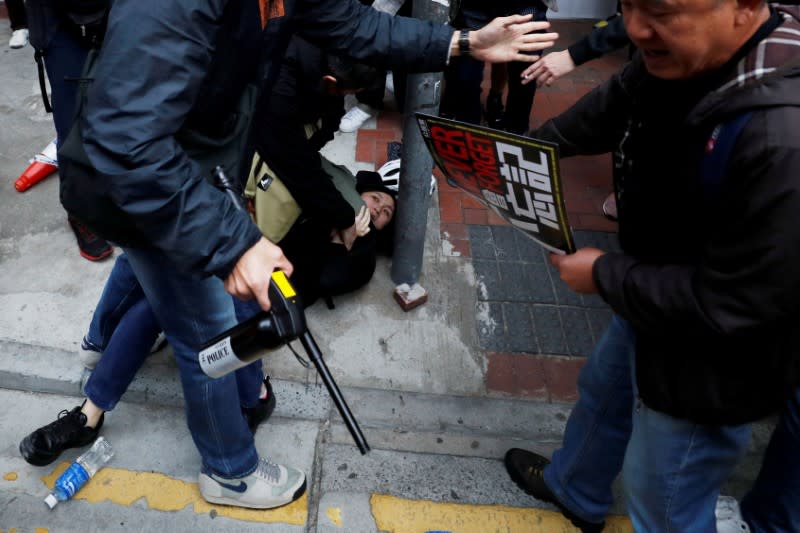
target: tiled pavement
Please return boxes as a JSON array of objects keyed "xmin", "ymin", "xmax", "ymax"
[{"xmin": 355, "ymin": 20, "xmax": 629, "ymax": 403}]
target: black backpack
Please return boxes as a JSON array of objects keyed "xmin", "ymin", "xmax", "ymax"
[
  {"xmin": 31, "ymin": 0, "xmax": 110, "ymax": 112},
  {"xmin": 55, "ymin": 0, "xmax": 109, "ymax": 47}
]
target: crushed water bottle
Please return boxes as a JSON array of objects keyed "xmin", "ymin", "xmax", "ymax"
[{"xmin": 44, "ymin": 436, "xmax": 114, "ymax": 509}]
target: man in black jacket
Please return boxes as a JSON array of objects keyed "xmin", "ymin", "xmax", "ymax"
[
  {"xmin": 54, "ymin": 0, "xmax": 558, "ymax": 511},
  {"xmin": 504, "ymin": 1, "xmax": 800, "ymax": 532}
]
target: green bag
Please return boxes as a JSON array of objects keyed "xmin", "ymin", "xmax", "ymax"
[{"xmin": 245, "ymin": 151, "xmax": 365, "ymax": 243}]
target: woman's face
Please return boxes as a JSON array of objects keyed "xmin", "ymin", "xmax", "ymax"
[{"xmin": 361, "ymin": 190, "xmax": 395, "ymax": 230}]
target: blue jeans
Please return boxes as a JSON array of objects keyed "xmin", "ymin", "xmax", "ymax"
[
  {"xmin": 93, "ymin": 248, "xmax": 261, "ymax": 476},
  {"xmin": 84, "ymin": 296, "xmax": 160, "ymax": 411},
  {"xmin": 623, "ymin": 386, "xmax": 751, "ymax": 532},
  {"xmin": 85, "ymin": 254, "xmax": 264, "ymax": 411},
  {"xmin": 85, "ymin": 254, "xmax": 145, "ymax": 352},
  {"xmin": 544, "ymin": 315, "xmax": 800, "ymax": 531}
]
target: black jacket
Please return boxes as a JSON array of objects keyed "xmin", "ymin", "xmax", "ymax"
[
  {"xmin": 566, "ymin": 15, "xmax": 629, "ymax": 67},
  {"xmin": 255, "ymin": 37, "xmax": 355, "ymax": 231},
  {"xmin": 69, "ymin": 0, "xmax": 452, "ymax": 279},
  {"xmin": 533, "ymin": 6, "xmax": 800, "ymax": 425}
]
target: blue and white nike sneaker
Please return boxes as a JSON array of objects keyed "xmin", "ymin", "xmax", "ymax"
[{"xmin": 199, "ymin": 457, "xmax": 306, "ymax": 509}]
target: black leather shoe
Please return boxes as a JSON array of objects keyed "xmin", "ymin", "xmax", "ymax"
[
  {"xmin": 20, "ymin": 404, "xmax": 104, "ymax": 467},
  {"xmin": 504, "ymin": 448, "xmax": 605, "ymax": 533},
  {"xmin": 243, "ymin": 377, "xmax": 276, "ymax": 434}
]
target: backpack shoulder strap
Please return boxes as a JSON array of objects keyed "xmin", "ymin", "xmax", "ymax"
[{"xmin": 700, "ymin": 111, "xmax": 753, "ymax": 200}]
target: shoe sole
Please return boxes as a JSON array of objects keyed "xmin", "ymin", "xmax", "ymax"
[
  {"xmin": 19, "ymin": 438, "xmax": 62, "ymax": 467},
  {"xmin": 79, "ymin": 247, "xmax": 113, "ymax": 262},
  {"xmin": 19, "ymin": 433, "xmax": 99, "ymax": 467},
  {"xmin": 19, "ymin": 413, "xmax": 104, "ymax": 467},
  {"xmin": 200, "ymin": 477, "xmax": 306, "ymax": 510}
]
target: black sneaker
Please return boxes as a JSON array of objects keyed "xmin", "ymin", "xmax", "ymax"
[
  {"xmin": 20, "ymin": 404, "xmax": 104, "ymax": 466},
  {"xmin": 504, "ymin": 448, "xmax": 605, "ymax": 533},
  {"xmin": 485, "ymin": 89, "xmax": 505, "ymax": 130},
  {"xmin": 242, "ymin": 377, "xmax": 276, "ymax": 434},
  {"xmin": 68, "ymin": 215, "xmax": 113, "ymax": 262}
]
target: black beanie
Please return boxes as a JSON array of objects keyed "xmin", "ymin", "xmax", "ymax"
[{"xmin": 355, "ymin": 170, "xmax": 397, "ymax": 200}]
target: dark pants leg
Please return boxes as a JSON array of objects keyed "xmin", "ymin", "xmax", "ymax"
[
  {"xmin": 440, "ymin": 55, "xmax": 485, "ymax": 125},
  {"xmin": 42, "ymin": 27, "xmax": 89, "ymax": 146},
  {"xmin": 356, "ymin": 82, "xmax": 386, "ymax": 110},
  {"xmin": 503, "ymin": 3, "xmax": 547, "ymax": 134},
  {"xmin": 6, "ymin": 0, "xmax": 27, "ymax": 30},
  {"xmin": 740, "ymin": 389, "xmax": 800, "ymax": 533}
]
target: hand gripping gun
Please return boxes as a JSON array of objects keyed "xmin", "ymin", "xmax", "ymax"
[{"xmin": 199, "ymin": 166, "xmax": 370, "ymax": 454}]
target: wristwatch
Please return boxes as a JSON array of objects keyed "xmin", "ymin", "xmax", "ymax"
[{"xmin": 458, "ymin": 29, "xmax": 470, "ymax": 55}]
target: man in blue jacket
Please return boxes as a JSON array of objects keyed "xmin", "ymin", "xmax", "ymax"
[{"xmin": 55, "ymin": 0, "xmax": 557, "ymax": 510}]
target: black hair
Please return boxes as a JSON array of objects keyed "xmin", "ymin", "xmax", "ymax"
[{"xmin": 325, "ymin": 53, "xmax": 384, "ymax": 92}]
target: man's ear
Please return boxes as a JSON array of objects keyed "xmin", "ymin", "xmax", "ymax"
[
  {"xmin": 322, "ymin": 75, "xmax": 339, "ymax": 95},
  {"xmin": 735, "ymin": 0, "xmax": 768, "ymax": 27}
]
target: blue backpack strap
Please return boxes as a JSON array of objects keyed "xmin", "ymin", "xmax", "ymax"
[{"xmin": 700, "ymin": 111, "xmax": 753, "ymax": 200}]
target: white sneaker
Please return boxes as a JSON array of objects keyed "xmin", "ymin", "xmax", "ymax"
[
  {"xmin": 385, "ymin": 72, "xmax": 395, "ymax": 94},
  {"xmin": 9, "ymin": 28, "xmax": 29, "ymax": 49},
  {"xmin": 339, "ymin": 104, "xmax": 375, "ymax": 133},
  {"xmin": 716, "ymin": 495, "xmax": 751, "ymax": 533},
  {"xmin": 149, "ymin": 332, "xmax": 168, "ymax": 354},
  {"xmin": 199, "ymin": 457, "xmax": 306, "ymax": 509}
]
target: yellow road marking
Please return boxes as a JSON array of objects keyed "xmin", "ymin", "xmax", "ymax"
[
  {"xmin": 371, "ymin": 494, "xmax": 633, "ymax": 533},
  {"xmin": 42, "ymin": 462, "xmax": 306, "ymax": 525},
  {"xmin": 325, "ymin": 506, "xmax": 343, "ymax": 527},
  {"xmin": 3, "ymin": 472, "xmax": 18, "ymax": 481}
]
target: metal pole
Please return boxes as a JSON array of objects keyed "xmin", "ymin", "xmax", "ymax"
[{"xmin": 390, "ymin": 0, "xmax": 450, "ymax": 286}]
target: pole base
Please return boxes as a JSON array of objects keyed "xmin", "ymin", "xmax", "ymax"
[{"xmin": 393, "ymin": 283, "xmax": 428, "ymax": 312}]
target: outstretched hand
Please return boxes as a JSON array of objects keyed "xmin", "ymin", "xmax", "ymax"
[
  {"xmin": 469, "ymin": 15, "xmax": 558, "ymax": 63},
  {"xmin": 521, "ymin": 49, "xmax": 576, "ymax": 86},
  {"xmin": 224, "ymin": 237, "xmax": 294, "ymax": 311},
  {"xmin": 549, "ymin": 247, "xmax": 605, "ymax": 294}
]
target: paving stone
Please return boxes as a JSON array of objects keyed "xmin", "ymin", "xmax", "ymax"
[
  {"xmin": 496, "ymin": 261, "xmax": 529, "ymax": 302},
  {"xmin": 588, "ymin": 307, "xmax": 615, "ymax": 344},
  {"xmin": 514, "ymin": 230, "xmax": 548, "ymax": 264},
  {"xmin": 476, "ymin": 301, "xmax": 508, "ymax": 352},
  {"xmin": 468, "ymin": 225, "xmax": 495, "ymax": 260},
  {"xmin": 540, "ymin": 356, "xmax": 585, "ymax": 403},
  {"xmin": 574, "ymin": 230, "xmax": 606, "ymax": 249},
  {"xmin": 502, "ymin": 303, "xmax": 538, "ymax": 353},
  {"xmin": 532, "ymin": 305, "xmax": 569, "ymax": 355},
  {"xmin": 548, "ymin": 264, "xmax": 585, "ymax": 307},
  {"xmin": 486, "ymin": 352, "xmax": 548, "ymax": 398},
  {"xmin": 521, "ymin": 262, "xmax": 557, "ymax": 304},
  {"xmin": 491, "ymin": 225, "xmax": 519, "ymax": 261},
  {"xmin": 559, "ymin": 307, "xmax": 595, "ymax": 357},
  {"xmin": 581, "ymin": 293, "xmax": 608, "ymax": 309},
  {"xmin": 473, "ymin": 259, "xmax": 500, "ymax": 302}
]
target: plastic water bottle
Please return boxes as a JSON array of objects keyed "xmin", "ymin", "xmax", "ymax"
[{"xmin": 44, "ymin": 437, "xmax": 114, "ymax": 509}]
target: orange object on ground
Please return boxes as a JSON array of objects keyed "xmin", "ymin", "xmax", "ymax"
[{"xmin": 15, "ymin": 139, "xmax": 58, "ymax": 192}]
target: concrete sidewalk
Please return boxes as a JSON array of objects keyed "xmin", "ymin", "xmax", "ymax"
[{"xmin": 0, "ymin": 18, "xmax": 767, "ymax": 533}]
